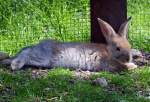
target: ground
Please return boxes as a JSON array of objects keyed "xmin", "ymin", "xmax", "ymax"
[{"xmin": 0, "ymin": 67, "xmax": 150, "ymax": 102}]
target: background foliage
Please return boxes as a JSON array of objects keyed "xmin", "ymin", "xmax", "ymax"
[
  {"xmin": 0, "ymin": 0, "xmax": 149, "ymax": 55},
  {"xmin": 128, "ymin": 0, "xmax": 150, "ymax": 52},
  {"xmin": 0, "ymin": 0, "xmax": 90, "ymax": 54}
]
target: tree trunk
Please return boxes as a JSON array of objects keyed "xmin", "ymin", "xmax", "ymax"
[{"xmin": 90, "ymin": 0, "xmax": 127, "ymax": 43}]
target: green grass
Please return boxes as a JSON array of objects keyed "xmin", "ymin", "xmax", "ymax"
[
  {"xmin": 0, "ymin": 0, "xmax": 149, "ymax": 54},
  {"xmin": 128, "ymin": 0, "xmax": 150, "ymax": 51},
  {"xmin": 0, "ymin": 0, "xmax": 90, "ymax": 54},
  {"xmin": 0, "ymin": 67, "xmax": 150, "ymax": 102}
]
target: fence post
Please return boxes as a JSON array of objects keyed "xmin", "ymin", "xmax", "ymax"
[{"xmin": 90, "ymin": 0, "xmax": 127, "ymax": 43}]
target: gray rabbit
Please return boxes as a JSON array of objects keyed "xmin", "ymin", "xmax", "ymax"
[{"xmin": 0, "ymin": 18, "xmax": 137, "ymax": 72}]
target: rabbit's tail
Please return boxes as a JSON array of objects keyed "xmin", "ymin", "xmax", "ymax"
[
  {"xmin": 0, "ymin": 52, "xmax": 13, "ymax": 66},
  {"xmin": 0, "ymin": 58, "xmax": 13, "ymax": 65},
  {"xmin": 0, "ymin": 52, "xmax": 9, "ymax": 60}
]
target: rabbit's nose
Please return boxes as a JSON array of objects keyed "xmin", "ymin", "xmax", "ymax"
[
  {"xmin": 119, "ymin": 53, "xmax": 130, "ymax": 63},
  {"xmin": 124, "ymin": 54, "xmax": 130, "ymax": 62},
  {"xmin": 125, "ymin": 56, "xmax": 130, "ymax": 62}
]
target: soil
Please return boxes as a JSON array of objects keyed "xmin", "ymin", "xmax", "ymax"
[{"xmin": 131, "ymin": 49, "xmax": 150, "ymax": 67}]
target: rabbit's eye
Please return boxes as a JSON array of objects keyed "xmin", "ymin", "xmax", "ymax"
[{"xmin": 116, "ymin": 47, "xmax": 120, "ymax": 51}]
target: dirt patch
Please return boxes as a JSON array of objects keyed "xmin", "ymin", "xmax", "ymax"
[{"xmin": 131, "ymin": 49, "xmax": 150, "ymax": 66}]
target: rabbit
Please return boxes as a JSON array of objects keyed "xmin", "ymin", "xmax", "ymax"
[{"xmin": 0, "ymin": 17, "xmax": 137, "ymax": 72}]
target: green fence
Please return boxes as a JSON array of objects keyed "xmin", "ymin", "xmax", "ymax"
[
  {"xmin": 0, "ymin": 0, "xmax": 149, "ymax": 55},
  {"xmin": 0, "ymin": 0, "xmax": 90, "ymax": 55},
  {"xmin": 128, "ymin": 0, "xmax": 150, "ymax": 51}
]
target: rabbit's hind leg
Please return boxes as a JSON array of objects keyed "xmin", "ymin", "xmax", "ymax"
[{"xmin": 11, "ymin": 47, "xmax": 31, "ymax": 70}]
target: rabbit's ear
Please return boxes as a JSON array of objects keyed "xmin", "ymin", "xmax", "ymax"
[
  {"xmin": 118, "ymin": 17, "xmax": 131, "ymax": 38},
  {"xmin": 97, "ymin": 18, "xmax": 116, "ymax": 39}
]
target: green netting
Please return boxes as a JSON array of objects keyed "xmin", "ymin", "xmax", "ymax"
[
  {"xmin": 128, "ymin": 0, "xmax": 150, "ymax": 51},
  {"xmin": 0, "ymin": 0, "xmax": 149, "ymax": 55},
  {"xmin": 0, "ymin": 0, "xmax": 90, "ymax": 55}
]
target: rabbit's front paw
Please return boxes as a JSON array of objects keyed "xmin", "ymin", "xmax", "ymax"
[
  {"xmin": 11, "ymin": 59, "xmax": 25, "ymax": 70},
  {"xmin": 125, "ymin": 62, "xmax": 137, "ymax": 70}
]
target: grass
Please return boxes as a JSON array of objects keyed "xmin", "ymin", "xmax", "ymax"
[
  {"xmin": 0, "ymin": 0, "xmax": 90, "ymax": 54},
  {"xmin": 0, "ymin": 0, "xmax": 149, "ymax": 54},
  {"xmin": 0, "ymin": 0, "xmax": 149, "ymax": 102},
  {"xmin": 128, "ymin": 0, "xmax": 150, "ymax": 51},
  {"xmin": 0, "ymin": 67, "xmax": 150, "ymax": 102}
]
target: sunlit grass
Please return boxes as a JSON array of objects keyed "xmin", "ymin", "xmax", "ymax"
[
  {"xmin": 0, "ymin": 0, "xmax": 149, "ymax": 55},
  {"xmin": 0, "ymin": 67, "xmax": 150, "ymax": 102}
]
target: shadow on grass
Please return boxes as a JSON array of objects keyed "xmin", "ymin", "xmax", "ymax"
[{"xmin": 0, "ymin": 67, "xmax": 150, "ymax": 102}]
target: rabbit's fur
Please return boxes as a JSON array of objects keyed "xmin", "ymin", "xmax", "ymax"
[{"xmin": 0, "ymin": 18, "xmax": 137, "ymax": 72}]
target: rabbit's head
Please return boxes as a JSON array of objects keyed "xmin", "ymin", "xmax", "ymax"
[{"xmin": 97, "ymin": 17, "xmax": 132, "ymax": 63}]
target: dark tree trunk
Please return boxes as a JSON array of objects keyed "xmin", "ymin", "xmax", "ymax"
[{"xmin": 90, "ymin": 0, "xmax": 127, "ymax": 43}]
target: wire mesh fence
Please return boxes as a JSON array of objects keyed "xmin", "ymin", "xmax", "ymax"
[
  {"xmin": 0, "ymin": 0, "xmax": 90, "ymax": 55},
  {"xmin": 0, "ymin": 0, "xmax": 149, "ymax": 55},
  {"xmin": 128, "ymin": 0, "xmax": 150, "ymax": 52}
]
